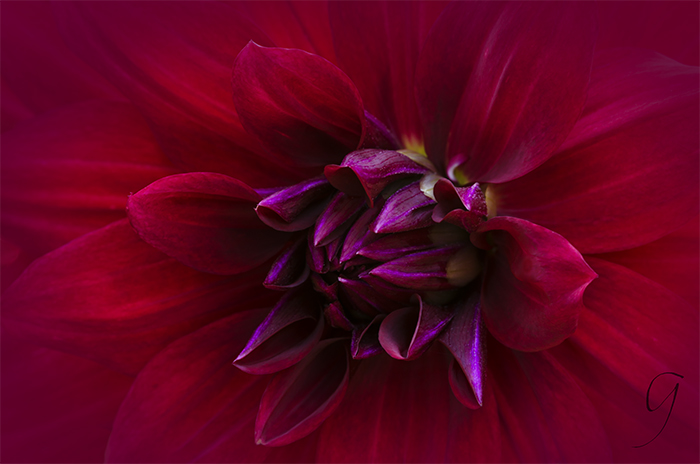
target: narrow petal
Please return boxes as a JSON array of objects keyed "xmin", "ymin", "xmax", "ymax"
[
  {"xmin": 313, "ymin": 192, "xmax": 365, "ymax": 247},
  {"xmin": 2, "ymin": 220, "xmax": 275, "ymax": 375},
  {"xmin": 358, "ymin": 224, "xmax": 468, "ymax": 262},
  {"xmin": 339, "ymin": 202, "xmax": 383, "ymax": 263},
  {"xmin": 53, "ymin": 2, "xmax": 311, "ymax": 186},
  {"xmin": 329, "ymin": 1, "xmax": 448, "ymax": 146},
  {"xmin": 234, "ymin": 287, "xmax": 323, "ymax": 375},
  {"xmin": 256, "ymin": 176, "xmax": 334, "ymax": 232},
  {"xmin": 471, "ymin": 217, "xmax": 597, "ymax": 351},
  {"xmin": 439, "ymin": 294, "xmax": 485, "ymax": 408},
  {"xmin": 106, "ymin": 309, "xmax": 319, "ymax": 462},
  {"xmin": 324, "ymin": 149, "xmax": 430, "ymax": 206},
  {"xmin": 416, "ymin": 2, "xmax": 596, "ymax": 182},
  {"xmin": 495, "ymin": 48, "xmax": 699, "ymax": 253},
  {"xmin": 373, "ymin": 181, "xmax": 436, "ymax": 233},
  {"xmin": 1, "ymin": 334, "xmax": 133, "ymax": 463},
  {"xmin": 128, "ymin": 172, "xmax": 288, "ymax": 275},
  {"xmin": 1, "ymin": 100, "xmax": 176, "ymax": 259},
  {"xmin": 379, "ymin": 296, "xmax": 453, "ymax": 361},
  {"xmin": 256, "ymin": 339, "xmax": 349, "ymax": 446},
  {"xmin": 232, "ymin": 42, "xmax": 366, "ymax": 167},
  {"xmin": 264, "ymin": 235, "xmax": 310, "ymax": 290},
  {"xmin": 351, "ymin": 315, "xmax": 386, "ymax": 359}
]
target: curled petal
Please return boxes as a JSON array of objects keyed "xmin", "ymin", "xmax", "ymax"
[
  {"xmin": 471, "ymin": 217, "xmax": 597, "ymax": 351},
  {"xmin": 339, "ymin": 201, "xmax": 383, "ymax": 262},
  {"xmin": 373, "ymin": 181, "xmax": 436, "ymax": 233},
  {"xmin": 358, "ymin": 223, "xmax": 468, "ymax": 262},
  {"xmin": 324, "ymin": 149, "xmax": 429, "ymax": 206},
  {"xmin": 128, "ymin": 172, "xmax": 288, "ymax": 275},
  {"xmin": 255, "ymin": 339, "xmax": 350, "ymax": 446},
  {"xmin": 313, "ymin": 192, "xmax": 365, "ymax": 247},
  {"xmin": 232, "ymin": 42, "xmax": 365, "ymax": 166},
  {"xmin": 234, "ymin": 288, "xmax": 323, "ymax": 375},
  {"xmin": 256, "ymin": 175, "xmax": 334, "ymax": 232},
  {"xmin": 263, "ymin": 235, "xmax": 309, "ymax": 290},
  {"xmin": 351, "ymin": 315, "xmax": 386, "ymax": 359},
  {"xmin": 439, "ymin": 294, "xmax": 485, "ymax": 409},
  {"xmin": 379, "ymin": 295, "xmax": 453, "ymax": 361},
  {"xmin": 432, "ymin": 179, "xmax": 487, "ymax": 232}
]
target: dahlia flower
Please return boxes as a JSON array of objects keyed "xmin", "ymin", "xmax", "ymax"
[{"xmin": 2, "ymin": 1, "xmax": 698, "ymax": 463}]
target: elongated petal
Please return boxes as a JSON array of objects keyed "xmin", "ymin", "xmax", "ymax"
[
  {"xmin": 53, "ymin": 2, "xmax": 312, "ymax": 186},
  {"xmin": 232, "ymin": 42, "xmax": 365, "ymax": 167},
  {"xmin": 106, "ymin": 309, "xmax": 319, "ymax": 462},
  {"xmin": 1, "ymin": 100, "xmax": 176, "ymax": 259},
  {"xmin": 128, "ymin": 172, "xmax": 288, "ymax": 275},
  {"xmin": 264, "ymin": 235, "xmax": 310, "ymax": 290},
  {"xmin": 472, "ymin": 217, "xmax": 597, "ymax": 351},
  {"xmin": 329, "ymin": 1, "xmax": 448, "ymax": 146},
  {"xmin": 2, "ymin": 220, "xmax": 274, "ymax": 375},
  {"xmin": 351, "ymin": 315, "xmax": 385, "ymax": 359},
  {"xmin": 439, "ymin": 294, "xmax": 485, "ymax": 408},
  {"xmin": 325, "ymin": 149, "xmax": 429, "ymax": 205},
  {"xmin": 313, "ymin": 192, "xmax": 365, "ymax": 247},
  {"xmin": 373, "ymin": 181, "xmax": 436, "ymax": 233},
  {"xmin": 234, "ymin": 288, "xmax": 323, "ymax": 375},
  {"xmin": 380, "ymin": 296, "xmax": 453, "ymax": 361},
  {"xmin": 416, "ymin": 2, "xmax": 596, "ymax": 181},
  {"xmin": 1, "ymin": 335, "xmax": 133, "ymax": 463},
  {"xmin": 496, "ymin": 48, "xmax": 699, "ymax": 253},
  {"xmin": 256, "ymin": 176, "xmax": 333, "ymax": 232},
  {"xmin": 339, "ymin": 202, "xmax": 382, "ymax": 262},
  {"xmin": 358, "ymin": 223, "xmax": 468, "ymax": 262},
  {"xmin": 256, "ymin": 339, "xmax": 349, "ymax": 446}
]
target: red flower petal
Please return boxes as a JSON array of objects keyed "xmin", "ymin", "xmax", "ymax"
[
  {"xmin": 416, "ymin": 2, "xmax": 596, "ymax": 182},
  {"xmin": 1, "ymin": 2, "xmax": 122, "ymax": 128},
  {"xmin": 52, "ymin": 2, "xmax": 311, "ymax": 186},
  {"xmin": 1, "ymin": 334, "xmax": 133, "ymax": 463},
  {"xmin": 106, "ymin": 309, "xmax": 319, "ymax": 462},
  {"xmin": 128, "ymin": 172, "xmax": 288, "ymax": 275},
  {"xmin": 496, "ymin": 48, "xmax": 699, "ymax": 254},
  {"xmin": 471, "ymin": 217, "xmax": 597, "ymax": 352},
  {"xmin": 2, "ymin": 220, "xmax": 275, "ymax": 375},
  {"xmin": 256, "ymin": 339, "xmax": 349, "ymax": 446},
  {"xmin": 232, "ymin": 42, "xmax": 366, "ymax": 167},
  {"xmin": 328, "ymin": 1, "xmax": 448, "ymax": 145},
  {"xmin": 1, "ymin": 100, "xmax": 177, "ymax": 260}
]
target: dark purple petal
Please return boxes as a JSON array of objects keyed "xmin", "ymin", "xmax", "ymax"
[
  {"xmin": 495, "ymin": 48, "xmax": 699, "ymax": 254},
  {"xmin": 471, "ymin": 217, "xmax": 597, "ymax": 351},
  {"xmin": 432, "ymin": 179, "xmax": 487, "ymax": 232},
  {"xmin": 313, "ymin": 192, "xmax": 365, "ymax": 247},
  {"xmin": 373, "ymin": 181, "xmax": 436, "ymax": 233},
  {"xmin": 323, "ymin": 301, "xmax": 354, "ymax": 331},
  {"xmin": 337, "ymin": 277, "xmax": 385, "ymax": 318},
  {"xmin": 234, "ymin": 288, "xmax": 323, "ymax": 375},
  {"xmin": 416, "ymin": 2, "xmax": 596, "ymax": 182},
  {"xmin": 256, "ymin": 175, "xmax": 334, "ymax": 232},
  {"xmin": 264, "ymin": 235, "xmax": 309, "ymax": 290},
  {"xmin": 232, "ymin": 42, "xmax": 365, "ymax": 166},
  {"xmin": 358, "ymin": 224, "xmax": 468, "ymax": 262},
  {"xmin": 324, "ymin": 149, "xmax": 430, "ymax": 206},
  {"xmin": 255, "ymin": 339, "xmax": 349, "ymax": 446},
  {"xmin": 369, "ymin": 244, "xmax": 481, "ymax": 291},
  {"xmin": 128, "ymin": 172, "xmax": 288, "ymax": 275},
  {"xmin": 439, "ymin": 294, "xmax": 485, "ymax": 409},
  {"xmin": 339, "ymin": 201, "xmax": 383, "ymax": 263},
  {"xmin": 306, "ymin": 230, "xmax": 328, "ymax": 274},
  {"xmin": 379, "ymin": 295, "xmax": 453, "ymax": 360},
  {"xmin": 351, "ymin": 315, "xmax": 386, "ymax": 359}
]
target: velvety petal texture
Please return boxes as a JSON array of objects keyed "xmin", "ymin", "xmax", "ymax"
[
  {"xmin": 471, "ymin": 217, "xmax": 597, "ymax": 351},
  {"xmin": 2, "ymin": 220, "xmax": 275, "ymax": 375},
  {"xmin": 128, "ymin": 172, "xmax": 287, "ymax": 275},
  {"xmin": 496, "ymin": 48, "xmax": 699, "ymax": 253},
  {"xmin": 415, "ymin": 1, "xmax": 596, "ymax": 182},
  {"xmin": 232, "ymin": 42, "xmax": 366, "ymax": 167}
]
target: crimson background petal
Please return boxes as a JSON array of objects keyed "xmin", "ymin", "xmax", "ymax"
[
  {"xmin": 106, "ymin": 309, "xmax": 319, "ymax": 463},
  {"xmin": 415, "ymin": 1, "xmax": 596, "ymax": 182},
  {"xmin": 495, "ymin": 48, "xmax": 699, "ymax": 254},
  {"xmin": 2, "ymin": 220, "xmax": 276, "ymax": 375}
]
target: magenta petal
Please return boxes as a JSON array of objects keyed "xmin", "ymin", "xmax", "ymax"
[
  {"xmin": 323, "ymin": 301, "xmax": 354, "ymax": 331},
  {"xmin": 232, "ymin": 42, "xmax": 365, "ymax": 166},
  {"xmin": 373, "ymin": 181, "xmax": 436, "ymax": 233},
  {"xmin": 439, "ymin": 294, "xmax": 485, "ymax": 408},
  {"xmin": 472, "ymin": 217, "xmax": 597, "ymax": 351},
  {"xmin": 379, "ymin": 295, "xmax": 453, "ymax": 361},
  {"xmin": 351, "ymin": 315, "xmax": 386, "ymax": 359},
  {"xmin": 416, "ymin": 2, "xmax": 596, "ymax": 182},
  {"xmin": 496, "ymin": 48, "xmax": 699, "ymax": 254},
  {"xmin": 128, "ymin": 172, "xmax": 288, "ymax": 275},
  {"xmin": 106, "ymin": 309, "xmax": 319, "ymax": 462},
  {"xmin": 255, "ymin": 339, "xmax": 349, "ymax": 446},
  {"xmin": 313, "ymin": 192, "xmax": 365, "ymax": 247},
  {"xmin": 256, "ymin": 175, "xmax": 334, "ymax": 232},
  {"xmin": 264, "ymin": 235, "xmax": 310, "ymax": 290},
  {"xmin": 339, "ymin": 201, "xmax": 382, "ymax": 263},
  {"xmin": 2, "ymin": 220, "xmax": 275, "ymax": 375},
  {"xmin": 324, "ymin": 149, "xmax": 429, "ymax": 205},
  {"xmin": 358, "ymin": 224, "xmax": 468, "ymax": 262},
  {"xmin": 234, "ymin": 288, "xmax": 323, "ymax": 375}
]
